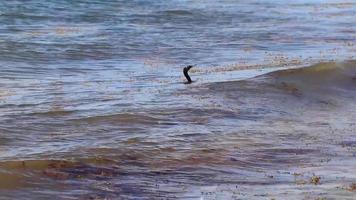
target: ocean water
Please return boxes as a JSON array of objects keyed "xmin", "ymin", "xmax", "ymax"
[{"xmin": 0, "ymin": 0, "xmax": 355, "ymax": 199}]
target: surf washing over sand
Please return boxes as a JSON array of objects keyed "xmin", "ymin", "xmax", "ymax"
[{"xmin": 1, "ymin": 0, "xmax": 356, "ymax": 199}]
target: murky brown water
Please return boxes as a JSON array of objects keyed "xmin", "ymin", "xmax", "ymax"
[
  {"xmin": 1, "ymin": 61, "xmax": 356, "ymax": 199},
  {"xmin": 1, "ymin": 0, "xmax": 356, "ymax": 199}
]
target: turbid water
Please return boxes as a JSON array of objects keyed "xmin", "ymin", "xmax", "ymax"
[{"xmin": 0, "ymin": 1, "xmax": 355, "ymax": 199}]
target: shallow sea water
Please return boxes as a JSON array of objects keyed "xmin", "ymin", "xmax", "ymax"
[{"xmin": 0, "ymin": 0, "xmax": 355, "ymax": 199}]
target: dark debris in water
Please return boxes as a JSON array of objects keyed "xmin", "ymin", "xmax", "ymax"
[
  {"xmin": 340, "ymin": 140, "xmax": 356, "ymax": 147},
  {"xmin": 41, "ymin": 160, "xmax": 120, "ymax": 181},
  {"xmin": 349, "ymin": 183, "xmax": 356, "ymax": 191},
  {"xmin": 279, "ymin": 82, "xmax": 303, "ymax": 97},
  {"xmin": 310, "ymin": 175, "xmax": 321, "ymax": 185}
]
